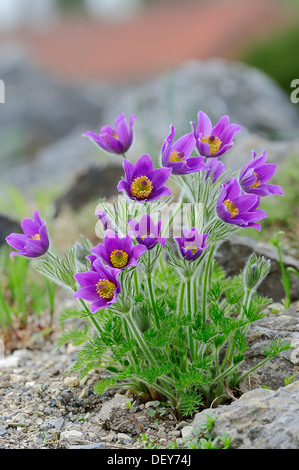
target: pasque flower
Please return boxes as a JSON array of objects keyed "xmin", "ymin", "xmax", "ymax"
[
  {"xmin": 239, "ymin": 151, "xmax": 284, "ymax": 197},
  {"xmin": 91, "ymin": 229, "xmax": 146, "ymax": 270},
  {"xmin": 117, "ymin": 153, "xmax": 172, "ymax": 202},
  {"xmin": 6, "ymin": 210, "xmax": 49, "ymax": 258},
  {"xmin": 83, "ymin": 113, "xmax": 137, "ymax": 155},
  {"xmin": 161, "ymin": 124, "xmax": 207, "ymax": 175},
  {"xmin": 174, "ymin": 228, "xmax": 209, "ymax": 261},
  {"xmin": 216, "ymin": 177, "xmax": 267, "ymax": 230},
  {"xmin": 128, "ymin": 213, "xmax": 165, "ymax": 250},
  {"xmin": 205, "ymin": 158, "xmax": 226, "ymax": 183},
  {"xmin": 73, "ymin": 258, "xmax": 121, "ymax": 312},
  {"xmin": 192, "ymin": 111, "xmax": 242, "ymax": 158}
]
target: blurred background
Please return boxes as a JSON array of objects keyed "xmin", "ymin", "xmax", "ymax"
[{"xmin": 0, "ymin": 0, "xmax": 299, "ymax": 254}]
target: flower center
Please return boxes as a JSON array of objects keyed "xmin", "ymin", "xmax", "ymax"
[
  {"xmin": 201, "ymin": 135, "xmax": 222, "ymax": 155},
  {"xmin": 112, "ymin": 131, "xmax": 118, "ymax": 139},
  {"xmin": 110, "ymin": 249, "xmax": 129, "ymax": 268},
  {"xmin": 130, "ymin": 176, "xmax": 153, "ymax": 200},
  {"xmin": 170, "ymin": 150, "xmax": 185, "ymax": 163},
  {"xmin": 141, "ymin": 231, "xmax": 154, "ymax": 241},
  {"xmin": 31, "ymin": 234, "xmax": 41, "ymax": 241},
  {"xmin": 96, "ymin": 279, "xmax": 117, "ymax": 299},
  {"xmin": 185, "ymin": 245, "xmax": 198, "ymax": 255},
  {"xmin": 223, "ymin": 199, "xmax": 239, "ymax": 218},
  {"xmin": 251, "ymin": 171, "xmax": 261, "ymax": 188}
]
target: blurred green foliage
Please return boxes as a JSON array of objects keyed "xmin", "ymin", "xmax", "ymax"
[
  {"xmin": 242, "ymin": 23, "xmax": 299, "ymax": 96},
  {"xmin": 0, "ymin": 246, "xmax": 56, "ymax": 331}
]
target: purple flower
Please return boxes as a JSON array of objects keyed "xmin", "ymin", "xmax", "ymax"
[
  {"xmin": 205, "ymin": 158, "xmax": 226, "ymax": 183},
  {"xmin": 161, "ymin": 124, "xmax": 207, "ymax": 175},
  {"xmin": 192, "ymin": 111, "xmax": 242, "ymax": 158},
  {"xmin": 174, "ymin": 228, "xmax": 209, "ymax": 261},
  {"xmin": 216, "ymin": 178, "xmax": 268, "ymax": 231},
  {"xmin": 6, "ymin": 210, "xmax": 49, "ymax": 258},
  {"xmin": 117, "ymin": 154, "xmax": 172, "ymax": 202},
  {"xmin": 83, "ymin": 113, "xmax": 137, "ymax": 155},
  {"xmin": 73, "ymin": 258, "xmax": 121, "ymax": 312},
  {"xmin": 239, "ymin": 151, "xmax": 284, "ymax": 197},
  {"xmin": 128, "ymin": 213, "xmax": 165, "ymax": 250},
  {"xmin": 95, "ymin": 210, "xmax": 112, "ymax": 230},
  {"xmin": 91, "ymin": 229, "xmax": 146, "ymax": 270}
]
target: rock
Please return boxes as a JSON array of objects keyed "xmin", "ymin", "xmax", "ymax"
[
  {"xmin": 69, "ymin": 442, "xmax": 106, "ymax": 449},
  {"xmin": 237, "ymin": 305, "xmax": 299, "ymax": 392},
  {"xmin": 63, "ymin": 377, "xmax": 80, "ymax": 388},
  {"xmin": 54, "ymin": 163, "xmax": 124, "ymax": 214},
  {"xmin": 0, "ymin": 45, "xmax": 101, "ymax": 162},
  {"xmin": 215, "ymin": 235, "xmax": 299, "ymax": 303},
  {"xmin": 0, "ymin": 214, "xmax": 21, "ymax": 246},
  {"xmin": 117, "ymin": 432, "xmax": 133, "ymax": 443},
  {"xmin": 60, "ymin": 430, "xmax": 84, "ymax": 445},
  {"xmin": 0, "ymin": 350, "xmax": 31, "ymax": 369},
  {"xmin": 222, "ymin": 134, "xmax": 299, "ymax": 173},
  {"xmin": 0, "ymin": 427, "xmax": 7, "ymax": 437},
  {"xmin": 97, "ymin": 394, "xmax": 138, "ymax": 434},
  {"xmin": 144, "ymin": 400, "xmax": 160, "ymax": 409},
  {"xmin": 47, "ymin": 417, "xmax": 65, "ymax": 432},
  {"xmin": 187, "ymin": 381, "xmax": 299, "ymax": 449}
]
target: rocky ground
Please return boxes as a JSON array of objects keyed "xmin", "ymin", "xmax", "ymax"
[
  {"xmin": 1, "ymin": 295, "xmax": 299, "ymax": 450},
  {"xmin": 0, "ymin": 310, "xmax": 193, "ymax": 450}
]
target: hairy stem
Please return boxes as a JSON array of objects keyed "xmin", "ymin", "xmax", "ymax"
[{"xmin": 202, "ymin": 245, "xmax": 215, "ymax": 324}]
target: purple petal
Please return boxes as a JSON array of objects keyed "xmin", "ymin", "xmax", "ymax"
[{"xmin": 196, "ymin": 111, "xmax": 212, "ymax": 136}]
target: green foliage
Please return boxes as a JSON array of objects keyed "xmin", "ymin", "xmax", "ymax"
[
  {"xmin": 242, "ymin": 23, "xmax": 299, "ymax": 98},
  {"xmin": 50, "ymin": 241, "xmax": 287, "ymax": 417},
  {"xmin": 0, "ymin": 246, "xmax": 56, "ymax": 330}
]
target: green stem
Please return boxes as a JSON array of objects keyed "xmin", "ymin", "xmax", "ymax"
[
  {"xmin": 202, "ymin": 245, "xmax": 215, "ymax": 324},
  {"xmin": 78, "ymin": 298, "xmax": 103, "ymax": 335},
  {"xmin": 147, "ymin": 275, "xmax": 160, "ymax": 328},
  {"xmin": 178, "ymin": 281, "xmax": 185, "ymax": 313},
  {"xmin": 134, "ymin": 269, "xmax": 139, "ymax": 296},
  {"xmin": 186, "ymin": 277, "xmax": 195, "ymax": 361},
  {"xmin": 193, "ymin": 277, "xmax": 198, "ymax": 313},
  {"xmin": 126, "ymin": 314, "xmax": 156, "ymax": 367},
  {"xmin": 237, "ymin": 357, "xmax": 271, "ymax": 384}
]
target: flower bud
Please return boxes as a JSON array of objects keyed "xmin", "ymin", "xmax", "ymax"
[{"xmin": 244, "ymin": 254, "xmax": 271, "ymax": 291}]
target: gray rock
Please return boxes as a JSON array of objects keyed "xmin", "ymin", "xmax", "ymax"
[
  {"xmin": 0, "ymin": 427, "xmax": 7, "ymax": 437},
  {"xmin": 54, "ymin": 163, "xmax": 124, "ymax": 214},
  {"xmin": 0, "ymin": 214, "xmax": 21, "ymax": 246},
  {"xmin": 238, "ymin": 305, "xmax": 299, "ymax": 392},
  {"xmin": 97, "ymin": 394, "xmax": 138, "ymax": 434},
  {"xmin": 69, "ymin": 442, "xmax": 106, "ymax": 449},
  {"xmin": 222, "ymin": 133, "xmax": 299, "ymax": 173},
  {"xmin": 47, "ymin": 417, "xmax": 65, "ymax": 432},
  {"xmin": 60, "ymin": 429, "xmax": 84, "ymax": 445},
  {"xmin": 187, "ymin": 381, "xmax": 299, "ymax": 449},
  {"xmin": 215, "ymin": 235, "xmax": 299, "ymax": 303}
]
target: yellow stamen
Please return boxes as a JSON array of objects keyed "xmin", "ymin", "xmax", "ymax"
[
  {"xmin": 32, "ymin": 234, "xmax": 41, "ymax": 241},
  {"xmin": 223, "ymin": 199, "xmax": 239, "ymax": 218},
  {"xmin": 141, "ymin": 232, "xmax": 152, "ymax": 240},
  {"xmin": 110, "ymin": 249, "xmax": 129, "ymax": 268},
  {"xmin": 112, "ymin": 131, "xmax": 118, "ymax": 139},
  {"xmin": 251, "ymin": 171, "xmax": 261, "ymax": 188},
  {"xmin": 130, "ymin": 175, "xmax": 153, "ymax": 200},
  {"xmin": 96, "ymin": 279, "xmax": 116, "ymax": 300},
  {"xmin": 170, "ymin": 150, "xmax": 185, "ymax": 163},
  {"xmin": 201, "ymin": 135, "xmax": 222, "ymax": 155},
  {"xmin": 185, "ymin": 245, "xmax": 198, "ymax": 255}
]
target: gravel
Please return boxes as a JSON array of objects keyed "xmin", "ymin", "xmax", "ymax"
[{"xmin": 0, "ymin": 325, "xmax": 187, "ymax": 449}]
